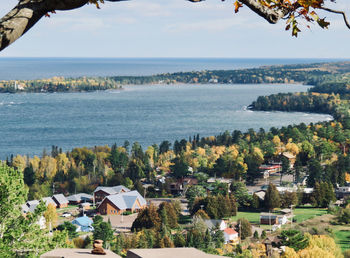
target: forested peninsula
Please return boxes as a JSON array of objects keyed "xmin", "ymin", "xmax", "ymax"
[
  {"xmin": 1, "ymin": 61, "xmax": 349, "ymax": 93},
  {"xmin": 0, "ymin": 77, "xmax": 122, "ymax": 93}
]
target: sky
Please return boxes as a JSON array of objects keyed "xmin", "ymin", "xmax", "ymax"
[{"xmin": 0, "ymin": 0, "xmax": 350, "ymax": 58}]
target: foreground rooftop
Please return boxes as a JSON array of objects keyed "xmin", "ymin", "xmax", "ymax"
[
  {"xmin": 40, "ymin": 248, "xmax": 121, "ymax": 258},
  {"xmin": 126, "ymin": 248, "xmax": 223, "ymax": 258}
]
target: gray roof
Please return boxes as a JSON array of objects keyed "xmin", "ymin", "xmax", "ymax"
[
  {"xmin": 42, "ymin": 197, "xmax": 57, "ymax": 207},
  {"xmin": 26, "ymin": 200, "xmax": 39, "ymax": 207},
  {"xmin": 254, "ymin": 191, "xmax": 266, "ymax": 200},
  {"xmin": 99, "ymin": 190, "xmax": 146, "ymax": 210},
  {"xmin": 21, "ymin": 204, "xmax": 29, "ymax": 213},
  {"xmin": 204, "ymin": 219, "xmax": 224, "ymax": 229},
  {"xmin": 28, "ymin": 204, "xmax": 39, "ymax": 213},
  {"xmin": 52, "ymin": 194, "xmax": 69, "ymax": 205},
  {"xmin": 25, "ymin": 200, "xmax": 41, "ymax": 213},
  {"xmin": 67, "ymin": 193, "xmax": 93, "ymax": 202},
  {"xmin": 94, "ymin": 185, "xmax": 130, "ymax": 195}
]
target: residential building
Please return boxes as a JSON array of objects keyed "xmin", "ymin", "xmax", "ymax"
[
  {"xmin": 223, "ymin": 228, "xmax": 239, "ymax": 244},
  {"xmin": 203, "ymin": 219, "xmax": 227, "ymax": 231},
  {"xmin": 94, "ymin": 185, "xmax": 130, "ymax": 203},
  {"xmin": 259, "ymin": 164, "xmax": 281, "ymax": 175},
  {"xmin": 336, "ymin": 186, "xmax": 350, "ymax": 198},
  {"xmin": 71, "ymin": 215, "xmax": 94, "ymax": 232},
  {"xmin": 260, "ymin": 213, "xmax": 287, "ymax": 225},
  {"xmin": 52, "ymin": 194, "xmax": 69, "ymax": 208},
  {"xmin": 282, "ymin": 152, "xmax": 296, "ymax": 167},
  {"xmin": 67, "ymin": 193, "xmax": 93, "ymax": 204},
  {"xmin": 26, "ymin": 200, "xmax": 40, "ymax": 213},
  {"xmin": 42, "ymin": 197, "xmax": 57, "ymax": 207},
  {"xmin": 98, "ymin": 190, "xmax": 147, "ymax": 215}
]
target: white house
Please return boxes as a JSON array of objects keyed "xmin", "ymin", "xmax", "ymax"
[
  {"xmin": 223, "ymin": 228, "xmax": 239, "ymax": 244},
  {"xmin": 204, "ymin": 219, "xmax": 227, "ymax": 231},
  {"xmin": 277, "ymin": 215, "xmax": 288, "ymax": 225}
]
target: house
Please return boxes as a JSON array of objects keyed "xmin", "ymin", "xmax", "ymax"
[
  {"xmin": 282, "ymin": 152, "xmax": 296, "ymax": 167},
  {"xmin": 207, "ymin": 177, "xmax": 232, "ymax": 184},
  {"xmin": 254, "ymin": 190, "xmax": 266, "ymax": 201},
  {"xmin": 94, "ymin": 185, "xmax": 130, "ymax": 203},
  {"xmin": 21, "ymin": 204, "xmax": 30, "ymax": 216},
  {"xmin": 260, "ymin": 213, "xmax": 278, "ymax": 225},
  {"xmin": 259, "ymin": 164, "xmax": 281, "ymax": 175},
  {"xmin": 170, "ymin": 177, "xmax": 198, "ymax": 195},
  {"xmin": 126, "ymin": 248, "xmax": 223, "ymax": 258},
  {"xmin": 71, "ymin": 215, "xmax": 94, "ymax": 232},
  {"xmin": 67, "ymin": 193, "xmax": 93, "ymax": 205},
  {"xmin": 297, "ymin": 176, "xmax": 308, "ymax": 186},
  {"xmin": 26, "ymin": 200, "xmax": 40, "ymax": 213},
  {"xmin": 336, "ymin": 186, "xmax": 350, "ymax": 198},
  {"xmin": 223, "ymin": 228, "xmax": 239, "ymax": 244},
  {"xmin": 97, "ymin": 190, "xmax": 147, "ymax": 215},
  {"xmin": 203, "ymin": 219, "xmax": 227, "ymax": 231},
  {"xmin": 42, "ymin": 197, "xmax": 57, "ymax": 208},
  {"xmin": 276, "ymin": 186, "xmax": 297, "ymax": 194},
  {"xmin": 52, "ymin": 194, "xmax": 69, "ymax": 208},
  {"xmin": 260, "ymin": 213, "xmax": 287, "ymax": 225}
]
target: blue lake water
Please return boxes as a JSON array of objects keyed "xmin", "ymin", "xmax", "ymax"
[
  {"xmin": 0, "ymin": 84, "xmax": 332, "ymax": 159},
  {"xmin": 0, "ymin": 57, "xmax": 343, "ymax": 80}
]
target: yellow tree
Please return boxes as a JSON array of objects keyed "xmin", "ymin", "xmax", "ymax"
[
  {"xmin": 12, "ymin": 155, "xmax": 27, "ymax": 172},
  {"xmin": 286, "ymin": 142, "xmax": 300, "ymax": 156},
  {"xmin": 30, "ymin": 156, "xmax": 41, "ymax": 173},
  {"xmin": 38, "ymin": 156, "xmax": 57, "ymax": 180},
  {"xmin": 43, "ymin": 203, "xmax": 58, "ymax": 228},
  {"xmin": 56, "ymin": 153, "xmax": 70, "ymax": 175}
]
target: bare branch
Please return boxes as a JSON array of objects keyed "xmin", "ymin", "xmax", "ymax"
[{"xmin": 320, "ymin": 6, "xmax": 350, "ymax": 30}]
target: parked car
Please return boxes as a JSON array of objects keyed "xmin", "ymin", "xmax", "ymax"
[{"xmin": 61, "ymin": 212, "xmax": 72, "ymax": 218}]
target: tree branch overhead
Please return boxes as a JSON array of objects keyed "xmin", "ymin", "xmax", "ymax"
[{"xmin": 0, "ymin": 0, "xmax": 349, "ymax": 52}]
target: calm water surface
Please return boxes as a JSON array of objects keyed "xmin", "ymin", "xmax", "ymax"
[
  {"xmin": 0, "ymin": 57, "xmax": 343, "ymax": 80},
  {"xmin": 0, "ymin": 84, "xmax": 332, "ymax": 159}
]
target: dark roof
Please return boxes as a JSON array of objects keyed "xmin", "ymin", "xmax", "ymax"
[
  {"xmin": 67, "ymin": 193, "xmax": 93, "ymax": 202},
  {"xmin": 94, "ymin": 185, "xmax": 130, "ymax": 195},
  {"xmin": 52, "ymin": 194, "xmax": 69, "ymax": 205}
]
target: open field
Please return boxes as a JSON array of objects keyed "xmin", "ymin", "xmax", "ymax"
[
  {"xmin": 334, "ymin": 227, "xmax": 350, "ymax": 251},
  {"xmin": 229, "ymin": 208, "xmax": 327, "ymax": 225},
  {"xmin": 293, "ymin": 208, "xmax": 328, "ymax": 223}
]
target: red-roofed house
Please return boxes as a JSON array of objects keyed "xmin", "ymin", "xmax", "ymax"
[{"xmin": 223, "ymin": 228, "xmax": 239, "ymax": 244}]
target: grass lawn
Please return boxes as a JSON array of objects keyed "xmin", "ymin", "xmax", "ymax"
[
  {"xmin": 334, "ymin": 227, "xmax": 350, "ymax": 251},
  {"xmin": 229, "ymin": 211, "xmax": 260, "ymax": 224},
  {"xmin": 229, "ymin": 208, "xmax": 327, "ymax": 225},
  {"xmin": 293, "ymin": 208, "xmax": 327, "ymax": 223}
]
